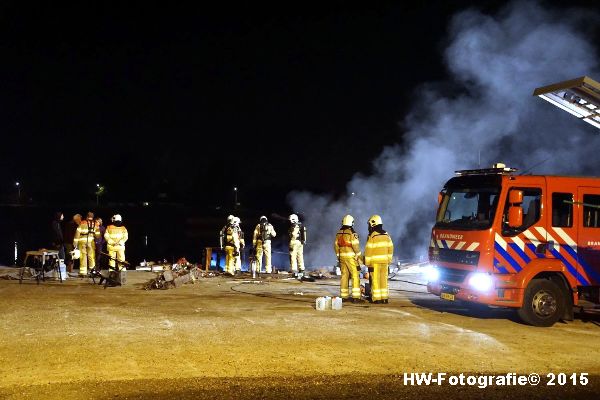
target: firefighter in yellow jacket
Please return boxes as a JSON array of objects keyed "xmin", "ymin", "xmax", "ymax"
[
  {"xmin": 233, "ymin": 217, "xmax": 244, "ymax": 274},
  {"xmin": 104, "ymin": 214, "xmax": 128, "ymax": 270},
  {"xmin": 73, "ymin": 211, "xmax": 100, "ymax": 277},
  {"xmin": 288, "ymin": 214, "xmax": 307, "ymax": 275},
  {"xmin": 364, "ymin": 215, "xmax": 394, "ymax": 304},
  {"xmin": 220, "ymin": 216, "xmax": 240, "ymax": 275},
  {"xmin": 253, "ymin": 216, "xmax": 277, "ymax": 273},
  {"xmin": 334, "ymin": 214, "xmax": 363, "ymax": 303}
]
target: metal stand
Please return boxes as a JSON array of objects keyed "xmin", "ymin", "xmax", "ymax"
[{"xmin": 19, "ymin": 250, "xmax": 63, "ymax": 284}]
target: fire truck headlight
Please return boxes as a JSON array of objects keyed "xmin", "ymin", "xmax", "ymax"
[
  {"xmin": 468, "ymin": 273, "xmax": 493, "ymax": 292},
  {"xmin": 423, "ymin": 265, "xmax": 440, "ymax": 282}
]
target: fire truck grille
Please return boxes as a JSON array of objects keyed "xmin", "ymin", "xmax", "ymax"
[
  {"xmin": 431, "ymin": 248, "xmax": 480, "ymax": 266},
  {"xmin": 439, "ymin": 267, "xmax": 470, "ymax": 283}
]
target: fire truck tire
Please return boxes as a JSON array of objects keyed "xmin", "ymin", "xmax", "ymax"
[{"xmin": 517, "ymin": 279, "xmax": 565, "ymax": 327}]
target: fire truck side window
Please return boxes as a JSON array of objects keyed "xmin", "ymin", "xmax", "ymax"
[
  {"xmin": 552, "ymin": 192, "xmax": 573, "ymax": 228},
  {"xmin": 502, "ymin": 188, "xmax": 542, "ymax": 236},
  {"xmin": 583, "ymin": 194, "xmax": 600, "ymax": 228}
]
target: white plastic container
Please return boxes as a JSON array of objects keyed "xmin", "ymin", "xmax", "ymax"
[
  {"xmin": 53, "ymin": 261, "xmax": 68, "ymax": 281},
  {"xmin": 331, "ymin": 297, "xmax": 343, "ymax": 310},
  {"xmin": 316, "ymin": 297, "xmax": 329, "ymax": 311}
]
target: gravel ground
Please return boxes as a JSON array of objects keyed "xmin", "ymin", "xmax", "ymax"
[{"xmin": 1, "ymin": 268, "xmax": 599, "ymax": 399}]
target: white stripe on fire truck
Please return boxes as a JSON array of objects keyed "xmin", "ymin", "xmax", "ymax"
[
  {"xmin": 535, "ymin": 226, "xmax": 549, "ymax": 240},
  {"xmin": 430, "ymin": 238, "xmax": 435, "ymax": 248},
  {"xmin": 523, "ymin": 229, "xmax": 542, "ymax": 244},
  {"xmin": 552, "ymin": 227, "xmax": 577, "ymax": 249},
  {"xmin": 446, "ymin": 240, "xmax": 455, "ymax": 248},
  {"xmin": 495, "ymin": 233, "xmax": 507, "ymax": 250},
  {"xmin": 455, "ymin": 241, "xmax": 466, "ymax": 250},
  {"xmin": 436, "ymin": 240, "xmax": 444, "ymax": 248},
  {"xmin": 512, "ymin": 235, "xmax": 525, "ymax": 251},
  {"xmin": 466, "ymin": 242, "xmax": 480, "ymax": 251}
]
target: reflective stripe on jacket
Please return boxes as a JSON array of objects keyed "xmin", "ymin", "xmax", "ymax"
[
  {"xmin": 334, "ymin": 228, "xmax": 361, "ymax": 259},
  {"xmin": 74, "ymin": 219, "xmax": 99, "ymax": 245},
  {"xmin": 104, "ymin": 225, "xmax": 128, "ymax": 246},
  {"xmin": 364, "ymin": 231, "xmax": 393, "ymax": 266}
]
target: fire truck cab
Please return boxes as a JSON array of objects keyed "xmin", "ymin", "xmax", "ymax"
[{"xmin": 427, "ymin": 163, "xmax": 600, "ymax": 326}]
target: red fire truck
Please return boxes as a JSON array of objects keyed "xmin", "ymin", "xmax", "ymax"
[{"xmin": 427, "ymin": 163, "xmax": 600, "ymax": 326}]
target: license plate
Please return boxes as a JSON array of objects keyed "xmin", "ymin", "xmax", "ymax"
[{"xmin": 441, "ymin": 292, "xmax": 455, "ymax": 301}]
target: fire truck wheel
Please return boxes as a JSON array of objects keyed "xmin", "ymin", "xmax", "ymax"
[{"xmin": 518, "ymin": 278, "xmax": 565, "ymax": 327}]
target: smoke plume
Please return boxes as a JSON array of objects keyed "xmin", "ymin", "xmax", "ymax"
[{"xmin": 288, "ymin": 0, "xmax": 600, "ymax": 267}]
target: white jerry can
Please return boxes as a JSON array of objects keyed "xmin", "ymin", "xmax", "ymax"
[
  {"xmin": 315, "ymin": 297, "xmax": 329, "ymax": 311},
  {"xmin": 54, "ymin": 261, "xmax": 68, "ymax": 280},
  {"xmin": 331, "ymin": 297, "xmax": 343, "ymax": 310}
]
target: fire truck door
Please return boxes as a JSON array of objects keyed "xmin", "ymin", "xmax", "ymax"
[{"xmin": 576, "ymin": 187, "xmax": 600, "ymax": 285}]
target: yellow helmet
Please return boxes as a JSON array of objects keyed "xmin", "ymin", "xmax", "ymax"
[
  {"xmin": 341, "ymin": 214, "xmax": 354, "ymax": 226},
  {"xmin": 368, "ymin": 214, "xmax": 382, "ymax": 227}
]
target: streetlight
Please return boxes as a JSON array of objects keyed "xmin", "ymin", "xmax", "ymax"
[
  {"xmin": 15, "ymin": 182, "xmax": 20, "ymax": 201},
  {"xmin": 95, "ymin": 183, "xmax": 105, "ymax": 205}
]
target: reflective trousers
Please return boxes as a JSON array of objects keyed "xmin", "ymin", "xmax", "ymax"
[
  {"xmin": 370, "ymin": 263, "xmax": 389, "ymax": 301},
  {"xmin": 107, "ymin": 244, "xmax": 125, "ymax": 269},
  {"xmin": 235, "ymin": 254, "xmax": 242, "ymax": 271},
  {"xmin": 225, "ymin": 246, "xmax": 237, "ymax": 274},
  {"xmin": 255, "ymin": 240, "xmax": 272, "ymax": 273},
  {"xmin": 289, "ymin": 240, "xmax": 304, "ymax": 272},
  {"xmin": 78, "ymin": 242, "xmax": 96, "ymax": 275},
  {"xmin": 340, "ymin": 257, "xmax": 361, "ymax": 299}
]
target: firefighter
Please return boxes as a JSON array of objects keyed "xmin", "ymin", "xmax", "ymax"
[
  {"xmin": 364, "ymin": 215, "xmax": 393, "ymax": 304},
  {"xmin": 334, "ymin": 214, "xmax": 363, "ymax": 303},
  {"xmin": 233, "ymin": 217, "xmax": 244, "ymax": 274},
  {"xmin": 252, "ymin": 216, "xmax": 277, "ymax": 273},
  {"xmin": 73, "ymin": 211, "xmax": 100, "ymax": 277},
  {"xmin": 219, "ymin": 215, "xmax": 235, "ymax": 250},
  {"xmin": 104, "ymin": 214, "xmax": 128, "ymax": 271},
  {"xmin": 220, "ymin": 216, "xmax": 240, "ymax": 275},
  {"xmin": 288, "ymin": 214, "xmax": 307, "ymax": 275}
]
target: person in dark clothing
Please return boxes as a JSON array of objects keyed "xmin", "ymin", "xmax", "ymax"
[
  {"xmin": 64, "ymin": 214, "xmax": 82, "ymax": 273},
  {"xmin": 51, "ymin": 212, "xmax": 65, "ymax": 259},
  {"xmin": 94, "ymin": 217, "xmax": 106, "ymax": 267}
]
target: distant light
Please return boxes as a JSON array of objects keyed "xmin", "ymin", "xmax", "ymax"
[
  {"xmin": 351, "ymin": 192, "xmax": 355, "ymax": 196},
  {"xmin": 14, "ymin": 241, "xmax": 18, "ymax": 265},
  {"xmin": 234, "ymin": 187, "xmax": 237, "ymax": 191},
  {"xmin": 143, "ymin": 202, "xmax": 149, "ymax": 206},
  {"xmin": 96, "ymin": 183, "xmax": 100, "ymax": 188},
  {"xmin": 15, "ymin": 182, "xmax": 20, "ymax": 186}
]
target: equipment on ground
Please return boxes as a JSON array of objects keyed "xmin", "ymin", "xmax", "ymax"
[{"xmin": 96, "ymin": 251, "xmax": 130, "ymax": 289}]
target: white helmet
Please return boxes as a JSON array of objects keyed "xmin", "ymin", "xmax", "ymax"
[
  {"xmin": 111, "ymin": 214, "xmax": 122, "ymax": 222},
  {"xmin": 260, "ymin": 215, "xmax": 267, "ymax": 223},
  {"xmin": 368, "ymin": 214, "xmax": 383, "ymax": 227},
  {"xmin": 289, "ymin": 214, "xmax": 299, "ymax": 223},
  {"xmin": 342, "ymin": 214, "xmax": 354, "ymax": 226},
  {"xmin": 70, "ymin": 249, "xmax": 81, "ymax": 260},
  {"xmin": 233, "ymin": 216, "xmax": 241, "ymax": 225},
  {"xmin": 227, "ymin": 215, "xmax": 235, "ymax": 223}
]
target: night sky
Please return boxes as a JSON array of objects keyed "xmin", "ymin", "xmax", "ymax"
[{"xmin": 1, "ymin": 0, "xmax": 598, "ymax": 212}]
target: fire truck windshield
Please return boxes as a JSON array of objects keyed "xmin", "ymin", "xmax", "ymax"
[{"xmin": 436, "ymin": 186, "xmax": 500, "ymax": 230}]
